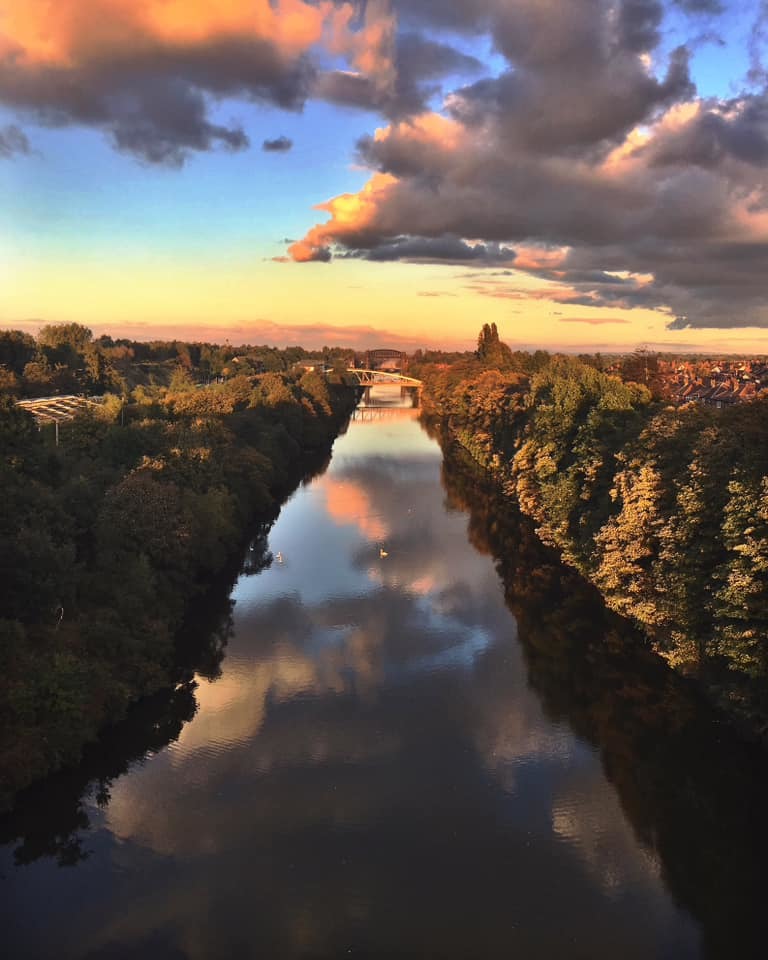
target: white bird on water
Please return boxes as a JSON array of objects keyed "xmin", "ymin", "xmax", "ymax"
[
  {"xmin": 276, "ymin": 551, "xmax": 284, "ymax": 564},
  {"xmin": 379, "ymin": 547, "xmax": 388, "ymax": 558}
]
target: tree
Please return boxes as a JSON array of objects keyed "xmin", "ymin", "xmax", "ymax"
[
  {"xmin": 37, "ymin": 323, "xmax": 93, "ymax": 354},
  {"xmin": 714, "ymin": 475, "xmax": 768, "ymax": 680},
  {"xmin": 593, "ymin": 462, "xmax": 668, "ymax": 627},
  {"xmin": 0, "ymin": 330, "xmax": 36, "ymax": 374},
  {"xmin": 621, "ymin": 346, "xmax": 661, "ymax": 396},
  {"xmin": 476, "ymin": 322, "xmax": 513, "ymax": 367},
  {"xmin": 0, "ymin": 367, "xmax": 21, "ymax": 395},
  {"xmin": 0, "ymin": 396, "xmax": 39, "ymax": 462}
]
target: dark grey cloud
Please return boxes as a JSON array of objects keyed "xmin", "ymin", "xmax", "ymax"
[
  {"xmin": 392, "ymin": 0, "xmax": 495, "ymax": 34},
  {"xmin": 314, "ymin": 70, "xmax": 380, "ymax": 111},
  {"xmin": 0, "ymin": 0, "xmax": 698, "ymax": 166},
  {"xmin": 0, "ymin": 9, "xmax": 478, "ymax": 161},
  {"xmin": 620, "ymin": 0, "xmax": 664, "ymax": 52},
  {"xmin": 645, "ymin": 94, "xmax": 768, "ymax": 168},
  {"xmin": 748, "ymin": 0, "xmax": 768, "ymax": 85},
  {"xmin": 447, "ymin": 45, "xmax": 692, "ymax": 156},
  {"xmin": 387, "ymin": 1, "xmax": 691, "ymax": 157},
  {"xmin": 262, "ymin": 135, "xmax": 293, "ymax": 152},
  {"xmin": 302, "ymin": 245, "xmax": 333, "ymax": 263},
  {"xmin": 465, "ymin": 256, "xmax": 672, "ymax": 312},
  {"xmin": 316, "ymin": 32, "xmax": 482, "ymax": 119},
  {"xmin": 342, "ymin": 235, "xmax": 517, "ymax": 264},
  {"xmin": 554, "ymin": 239, "xmax": 768, "ymax": 327},
  {"xmin": 673, "ymin": 0, "xmax": 724, "ymax": 13},
  {"xmin": 0, "ymin": 124, "xmax": 30, "ymax": 158},
  {"xmin": 397, "ymin": 32, "xmax": 483, "ymax": 78},
  {"xmin": 0, "ymin": 36, "xmax": 312, "ymax": 165}
]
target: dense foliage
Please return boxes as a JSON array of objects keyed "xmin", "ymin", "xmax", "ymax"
[
  {"xmin": 0, "ymin": 329, "xmax": 357, "ymax": 807},
  {"xmin": 0, "ymin": 324, "xmax": 359, "ymax": 398},
  {"xmin": 421, "ymin": 333, "xmax": 768, "ymax": 735}
]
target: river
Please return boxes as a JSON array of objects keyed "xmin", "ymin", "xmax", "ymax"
[{"xmin": 2, "ymin": 395, "xmax": 767, "ymax": 959}]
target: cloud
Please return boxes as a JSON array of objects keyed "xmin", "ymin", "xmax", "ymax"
[
  {"xmin": 262, "ymin": 135, "xmax": 293, "ymax": 152},
  {"xmin": 0, "ymin": 0, "xmax": 398, "ymax": 165},
  {"xmin": 345, "ymin": 235, "xmax": 517, "ymax": 263},
  {"xmin": 558, "ymin": 316, "xmax": 632, "ymax": 325},
  {"xmin": 286, "ymin": 3, "xmax": 768, "ymax": 328},
  {"xmin": 673, "ymin": 0, "xmax": 724, "ymax": 12},
  {"xmin": 748, "ymin": 1, "xmax": 768, "ymax": 85},
  {"xmin": 0, "ymin": 123, "xmax": 30, "ymax": 157},
  {"xmin": 316, "ymin": 30, "xmax": 483, "ymax": 117}
]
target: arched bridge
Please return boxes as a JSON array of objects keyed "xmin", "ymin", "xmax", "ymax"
[{"xmin": 346, "ymin": 369, "xmax": 422, "ymax": 388}]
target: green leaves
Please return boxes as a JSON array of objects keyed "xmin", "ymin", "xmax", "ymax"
[
  {"xmin": 0, "ymin": 355, "xmax": 357, "ymax": 803},
  {"xmin": 424, "ymin": 339, "xmax": 768, "ymax": 730}
]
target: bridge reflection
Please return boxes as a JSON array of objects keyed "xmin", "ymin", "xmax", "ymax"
[{"xmin": 352, "ymin": 405, "xmax": 420, "ymax": 421}]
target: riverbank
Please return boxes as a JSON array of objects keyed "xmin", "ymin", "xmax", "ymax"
[
  {"xmin": 0, "ymin": 373, "xmax": 357, "ymax": 810},
  {"xmin": 418, "ymin": 353, "xmax": 768, "ymax": 742}
]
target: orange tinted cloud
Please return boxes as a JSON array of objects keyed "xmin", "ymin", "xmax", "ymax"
[
  {"xmin": 0, "ymin": 0, "xmax": 400, "ymax": 165},
  {"xmin": 0, "ymin": 0, "xmax": 392, "ymax": 71},
  {"xmin": 327, "ymin": 0, "xmax": 397, "ymax": 93},
  {"xmin": 323, "ymin": 478, "xmax": 389, "ymax": 543},
  {"xmin": 289, "ymin": 172, "xmax": 399, "ymax": 262},
  {"xmin": 373, "ymin": 112, "xmax": 463, "ymax": 151},
  {"xmin": 558, "ymin": 316, "xmax": 631, "ymax": 325},
  {"xmin": 288, "ymin": 112, "xmax": 467, "ymax": 261},
  {"xmin": 512, "ymin": 246, "xmax": 569, "ymax": 272}
]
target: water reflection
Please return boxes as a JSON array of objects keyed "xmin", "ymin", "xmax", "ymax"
[
  {"xmin": 1, "ymin": 404, "xmax": 766, "ymax": 959},
  {"xmin": 442, "ymin": 447, "xmax": 768, "ymax": 959}
]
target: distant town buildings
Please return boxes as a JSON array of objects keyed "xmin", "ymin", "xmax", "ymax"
[{"xmin": 612, "ymin": 356, "xmax": 768, "ymax": 407}]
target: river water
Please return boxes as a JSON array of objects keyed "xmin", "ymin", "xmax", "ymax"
[{"xmin": 2, "ymin": 396, "xmax": 767, "ymax": 959}]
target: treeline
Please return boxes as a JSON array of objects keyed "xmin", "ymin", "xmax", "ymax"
[
  {"xmin": 0, "ymin": 326, "xmax": 357, "ymax": 807},
  {"xmin": 420, "ymin": 324, "xmax": 768, "ymax": 736},
  {"xmin": 0, "ymin": 324, "xmax": 358, "ymax": 398}
]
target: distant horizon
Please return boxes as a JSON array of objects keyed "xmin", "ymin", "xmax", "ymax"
[{"xmin": 4, "ymin": 318, "xmax": 768, "ymax": 358}]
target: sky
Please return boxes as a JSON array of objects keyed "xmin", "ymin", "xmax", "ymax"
[{"xmin": 2, "ymin": 0, "xmax": 768, "ymax": 353}]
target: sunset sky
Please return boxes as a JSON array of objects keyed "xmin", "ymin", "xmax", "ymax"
[{"xmin": 2, "ymin": 0, "xmax": 768, "ymax": 352}]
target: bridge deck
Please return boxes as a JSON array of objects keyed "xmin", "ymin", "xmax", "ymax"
[{"xmin": 347, "ymin": 369, "xmax": 422, "ymax": 387}]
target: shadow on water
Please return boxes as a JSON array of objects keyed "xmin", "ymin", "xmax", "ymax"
[
  {"xmin": 441, "ymin": 443, "xmax": 768, "ymax": 960},
  {"xmin": 0, "ymin": 556, "xmax": 243, "ymax": 869},
  {"xmin": 0, "ymin": 445, "xmax": 337, "ymax": 871}
]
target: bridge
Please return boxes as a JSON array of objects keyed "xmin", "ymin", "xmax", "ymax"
[
  {"xmin": 346, "ymin": 369, "xmax": 422, "ymax": 407},
  {"xmin": 346, "ymin": 369, "xmax": 422, "ymax": 388},
  {"xmin": 364, "ymin": 348, "xmax": 407, "ymax": 371}
]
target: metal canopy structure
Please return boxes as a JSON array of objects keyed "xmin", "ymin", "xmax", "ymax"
[{"xmin": 15, "ymin": 395, "xmax": 101, "ymax": 425}]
